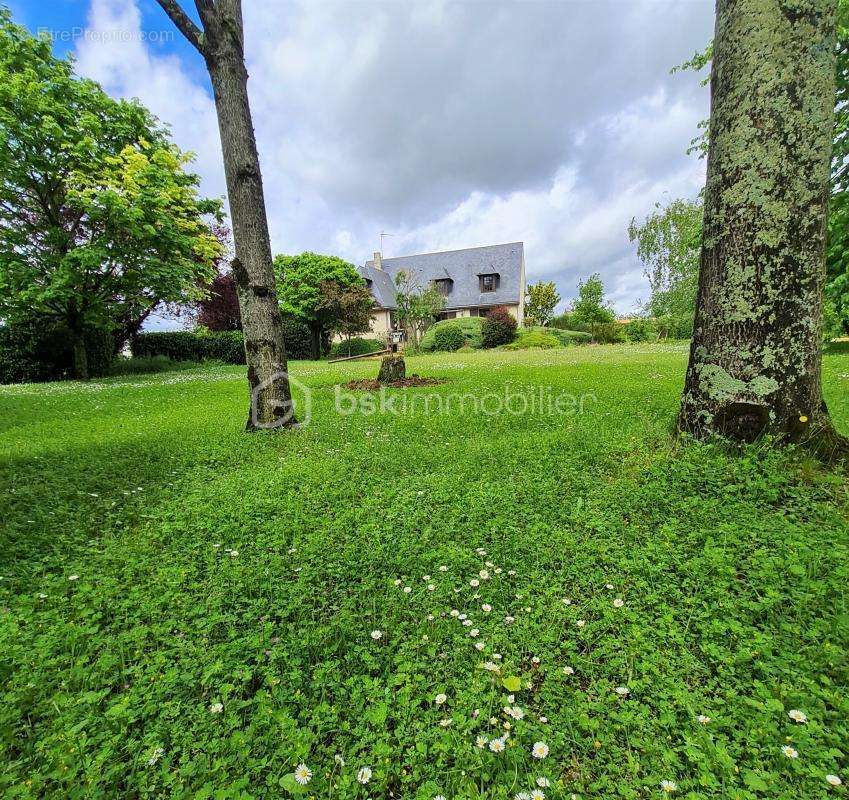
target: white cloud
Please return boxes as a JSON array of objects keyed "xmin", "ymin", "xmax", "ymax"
[{"xmin": 72, "ymin": 0, "xmax": 713, "ymax": 316}]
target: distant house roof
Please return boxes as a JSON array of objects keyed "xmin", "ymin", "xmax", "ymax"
[{"xmin": 361, "ymin": 242, "xmax": 524, "ymax": 311}]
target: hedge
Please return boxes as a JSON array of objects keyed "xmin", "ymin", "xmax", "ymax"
[
  {"xmin": 420, "ymin": 317, "xmax": 484, "ymax": 351},
  {"xmin": 503, "ymin": 330, "xmax": 562, "ymax": 350},
  {"xmin": 329, "ymin": 337, "xmax": 385, "ymax": 358},
  {"xmin": 132, "ymin": 330, "xmax": 245, "ymax": 364},
  {"xmin": 529, "ymin": 327, "xmax": 592, "ymax": 346},
  {"xmin": 0, "ymin": 321, "xmax": 113, "ymax": 384}
]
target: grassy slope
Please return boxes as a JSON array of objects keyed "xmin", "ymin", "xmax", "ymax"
[{"xmin": 0, "ymin": 345, "xmax": 848, "ymax": 799}]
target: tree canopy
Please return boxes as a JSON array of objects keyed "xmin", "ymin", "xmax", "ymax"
[
  {"xmin": 524, "ymin": 281, "xmax": 561, "ymax": 326},
  {"xmin": 570, "ymin": 273, "xmax": 615, "ymax": 340},
  {"xmin": 274, "ymin": 252, "xmax": 365, "ymax": 358},
  {"xmin": 0, "ymin": 9, "xmax": 222, "ymax": 377}
]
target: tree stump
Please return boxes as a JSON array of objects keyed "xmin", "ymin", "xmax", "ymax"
[{"xmin": 377, "ymin": 355, "xmax": 405, "ymax": 384}]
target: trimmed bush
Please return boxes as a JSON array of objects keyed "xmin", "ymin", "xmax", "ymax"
[
  {"xmin": 0, "ymin": 320, "xmax": 113, "ymax": 384},
  {"xmin": 329, "ymin": 337, "xmax": 385, "ymax": 358},
  {"xmin": 108, "ymin": 356, "xmax": 199, "ymax": 376},
  {"xmin": 503, "ymin": 330, "xmax": 562, "ymax": 350},
  {"xmin": 132, "ymin": 330, "xmax": 245, "ymax": 364},
  {"xmin": 481, "ymin": 306, "xmax": 518, "ymax": 348},
  {"xmin": 528, "ymin": 326, "xmax": 591, "ymax": 346},
  {"xmin": 281, "ymin": 317, "xmax": 315, "ymax": 360},
  {"xmin": 420, "ymin": 318, "xmax": 484, "ymax": 351},
  {"xmin": 431, "ymin": 323, "xmax": 465, "ymax": 352},
  {"xmin": 592, "ymin": 322, "xmax": 625, "ymax": 344}
]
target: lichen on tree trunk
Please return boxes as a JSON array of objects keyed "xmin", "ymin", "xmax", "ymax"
[{"xmin": 679, "ymin": 0, "xmax": 847, "ymax": 459}]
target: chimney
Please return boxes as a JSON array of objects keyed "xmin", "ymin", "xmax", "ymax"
[{"xmin": 373, "ymin": 251, "xmax": 383, "ymax": 270}]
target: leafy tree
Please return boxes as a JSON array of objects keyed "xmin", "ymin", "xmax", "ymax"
[
  {"xmin": 155, "ymin": 0, "xmax": 294, "ymax": 430},
  {"xmin": 274, "ymin": 252, "xmax": 364, "ymax": 359},
  {"xmin": 0, "ymin": 10, "xmax": 221, "ymax": 379},
  {"xmin": 570, "ymin": 274, "xmax": 615, "ymax": 341},
  {"xmin": 524, "ymin": 281, "xmax": 561, "ymax": 326},
  {"xmin": 628, "ymin": 198, "xmax": 702, "ymax": 324},
  {"xmin": 393, "ymin": 270, "xmax": 445, "ymax": 347},
  {"xmin": 679, "ymin": 0, "xmax": 846, "ymax": 456},
  {"xmin": 197, "ymin": 273, "xmax": 242, "ymax": 332},
  {"xmin": 316, "ymin": 281, "xmax": 375, "ymax": 353}
]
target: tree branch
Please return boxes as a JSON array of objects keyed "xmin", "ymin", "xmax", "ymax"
[{"xmin": 154, "ymin": 0, "xmax": 205, "ymax": 54}]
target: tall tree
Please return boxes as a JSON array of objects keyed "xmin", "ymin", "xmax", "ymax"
[
  {"xmin": 274, "ymin": 252, "xmax": 365, "ymax": 359},
  {"xmin": 570, "ymin": 273, "xmax": 615, "ymax": 341},
  {"xmin": 679, "ymin": 0, "xmax": 846, "ymax": 457},
  {"xmin": 0, "ymin": 10, "xmax": 221, "ymax": 379},
  {"xmin": 524, "ymin": 281, "xmax": 561, "ymax": 326},
  {"xmin": 154, "ymin": 0, "xmax": 295, "ymax": 429},
  {"xmin": 393, "ymin": 270, "xmax": 445, "ymax": 347},
  {"xmin": 629, "ymin": 198, "xmax": 702, "ymax": 322},
  {"xmin": 317, "ymin": 281, "xmax": 375, "ymax": 353}
]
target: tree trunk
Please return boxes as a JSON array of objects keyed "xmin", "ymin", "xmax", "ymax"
[
  {"xmin": 71, "ymin": 330, "xmax": 88, "ymax": 381},
  {"xmin": 378, "ymin": 355, "xmax": 405, "ymax": 384},
  {"xmin": 156, "ymin": 0, "xmax": 295, "ymax": 430},
  {"xmin": 309, "ymin": 326, "xmax": 321, "ymax": 361},
  {"xmin": 678, "ymin": 0, "xmax": 847, "ymax": 459}
]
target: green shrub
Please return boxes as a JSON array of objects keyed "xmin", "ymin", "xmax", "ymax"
[
  {"xmin": 623, "ymin": 318, "xmax": 658, "ymax": 343},
  {"xmin": 132, "ymin": 330, "xmax": 245, "ymax": 364},
  {"xmin": 0, "ymin": 320, "xmax": 113, "ymax": 384},
  {"xmin": 551, "ymin": 312, "xmax": 590, "ymax": 333},
  {"xmin": 651, "ymin": 314, "xmax": 694, "ymax": 341},
  {"xmin": 591, "ymin": 322, "xmax": 625, "ymax": 344},
  {"xmin": 528, "ymin": 326, "xmax": 591, "ymax": 346},
  {"xmin": 329, "ymin": 337, "xmax": 385, "ymax": 358},
  {"xmin": 431, "ymin": 323, "xmax": 465, "ymax": 352},
  {"xmin": 108, "ymin": 356, "xmax": 200, "ymax": 376},
  {"xmin": 420, "ymin": 318, "xmax": 484, "ymax": 351},
  {"xmin": 281, "ymin": 317, "xmax": 317, "ymax": 360},
  {"xmin": 503, "ymin": 330, "xmax": 562, "ymax": 350},
  {"xmin": 481, "ymin": 306, "xmax": 518, "ymax": 347}
]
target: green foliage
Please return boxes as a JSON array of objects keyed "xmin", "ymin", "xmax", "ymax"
[
  {"xmin": 570, "ymin": 273, "xmax": 616, "ymax": 341},
  {"xmin": 0, "ymin": 319, "xmax": 113, "ymax": 383},
  {"xmin": 274, "ymin": 252, "xmax": 365, "ymax": 357},
  {"xmin": 132, "ymin": 331, "xmax": 245, "ymax": 364},
  {"xmin": 431, "ymin": 322, "xmax": 466, "ymax": 352},
  {"xmin": 592, "ymin": 322, "xmax": 625, "ymax": 344},
  {"xmin": 551, "ymin": 312, "xmax": 589, "ymax": 333},
  {"xmin": 0, "ymin": 9, "xmax": 222, "ymax": 374},
  {"xmin": 394, "ymin": 270, "xmax": 446, "ymax": 347},
  {"xmin": 524, "ymin": 281, "xmax": 561, "ymax": 327},
  {"xmin": 503, "ymin": 329, "xmax": 561, "ymax": 349},
  {"xmin": 328, "ymin": 337, "xmax": 385, "ymax": 358},
  {"xmin": 481, "ymin": 306, "xmax": 518, "ymax": 348},
  {"xmin": 280, "ymin": 316, "xmax": 315, "ymax": 360},
  {"xmin": 1, "ymin": 345, "xmax": 849, "ymax": 797},
  {"xmin": 623, "ymin": 317, "xmax": 658, "ymax": 342},
  {"xmin": 420, "ymin": 318, "xmax": 484, "ymax": 351},
  {"xmin": 533, "ymin": 327, "xmax": 592, "ymax": 346},
  {"xmin": 107, "ymin": 356, "xmax": 199, "ymax": 376},
  {"xmin": 629, "ymin": 198, "xmax": 702, "ymax": 322}
]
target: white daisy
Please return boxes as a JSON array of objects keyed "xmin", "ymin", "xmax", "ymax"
[
  {"xmin": 489, "ymin": 737, "xmax": 506, "ymax": 753},
  {"xmin": 531, "ymin": 790, "xmax": 545, "ymax": 800},
  {"xmin": 483, "ymin": 661, "xmax": 499, "ymax": 671},
  {"xmin": 423, "ymin": 575, "xmax": 431, "ymax": 581},
  {"xmin": 482, "ymin": 603, "xmax": 492, "ymax": 612},
  {"xmin": 515, "ymin": 793, "xmax": 530, "ymax": 800},
  {"xmin": 782, "ymin": 745, "xmax": 799, "ymax": 759},
  {"xmin": 826, "ymin": 774, "xmax": 842, "ymax": 786},
  {"xmin": 536, "ymin": 777, "xmax": 550, "ymax": 788},
  {"xmin": 229, "ymin": 550, "xmax": 238, "ymax": 558},
  {"xmin": 612, "ymin": 598, "xmax": 624, "ymax": 608},
  {"xmin": 370, "ymin": 630, "xmax": 383, "ymax": 640},
  {"xmin": 294, "ymin": 764, "xmax": 312, "ymax": 785},
  {"xmin": 563, "ymin": 666, "xmax": 575, "ymax": 675},
  {"xmin": 788, "ymin": 709, "xmax": 807, "ymax": 724},
  {"xmin": 357, "ymin": 766, "xmax": 372, "ymax": 784},
  {"xmin": 660, "ymin": 780, "xmax": 677, "ymax": 793},
  {"xmin": 428, "ymin": 584, "xmax": 435, "ymax": 591},
  {"xmin": 147, "ymin": 746, "xmax": 164, "ymax": 766},
  {"xmin": 403, "ymin": 586, "xmax": 412, "ymax": 594},
  {"xmin": 531, "ymin": 656, "xmax": 540, "ymax": 664},
  {"xmin": 434, "ymin": 795, "xmax": 446, "ymax": 800},
  {"xmin": 479, "ymin": 570, "xmax": 490, "ymax": 580},
  {"xmin": 508, "ymin": 570, "xmax": 516, "ymax": 576},
  {"xmin": 532, "ymin": 741, "xmax": 549, "ymax": 759},
  {"xmin": 393, "ymin": 579, "xmax": 402, "ymax": 586},
  {"xmin": 576, "ymin": 620, "xmax": 586, "ymax": 628},
  {"xmin": 605, "ymin": 583, "xmax": 614, "ymax": 590},
  {"xmin": 439, "ymin": 718, "xmax": 452, "ymax": 727},
  {"xmin": 435, "ymin": 693, "xmax": 447, "ymax": 705},
  {"xmin": 475, "ymin": 641, "xmax": 485, "ymax": 651},
  {"xmin": 68, "ymin": 575, "xmax": 79, "ymax": 581},
  {"xmin": 470, "ymin": 579, "xmax": 480, "ymax": 587},
  {"xmin": 476, "ymin": 735, "xmax": 488, "ymax": 748},
  {"xmin": 209, "ymin": 702, "xmax": 223, "ymax": 714},
  {"xmin": 615, "ymin": 686, "xmax": 630, "ymax": 696},
  {"xmin": 697, "ymin": 714, "xmax": 711, "ymax": 725},
  {"xmin": 504, "ymin": 615, "xmax": 515, "ymax": 624},
  {"xmin": 439, "ymin": 565, "xmax": 448, "ymax": 572},
  {"xmin": 450, "ymin": 609, "xmax": 460, "ymax": 617},
  {"xmin": 469, "ymin": 628, "xmax": 480, "ymax": 637}
]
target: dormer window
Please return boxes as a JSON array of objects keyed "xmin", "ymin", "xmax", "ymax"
[
  {"xmin": 433, "ymin": 278, "xmax": 453, "ymax": 297},
  {"xmin": 479, "ymin": 273, "xmax": 499, "ymax": 292}
]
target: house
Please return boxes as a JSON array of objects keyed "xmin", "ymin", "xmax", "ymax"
[{"xmin": 358, "ymin": 242, "xmax": 526, "ymax": 338}]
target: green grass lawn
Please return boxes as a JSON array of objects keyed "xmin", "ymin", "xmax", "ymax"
[{"xmin": 1, "ymin": 344, "xmax": 848, "ymax": 799}]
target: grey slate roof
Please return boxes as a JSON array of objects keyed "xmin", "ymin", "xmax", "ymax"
[{"xmin": 361, "ymin": 242, "xmax": 524, "ymax": 311}]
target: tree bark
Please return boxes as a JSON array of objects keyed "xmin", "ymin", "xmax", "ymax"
[
  {"xmin": 378, "ymin": 355, "xmax": 405, "ymax": 384},
  {"xmin": 678, "ymin": 0, "xmax": 847, "ymax": 460},
  {"xmin": 155, "ymin": 0, "xmax": 295, "ymax": 430},
  {"xmin": 71, "ymin": 330, "xmax": 88, "ymax": 381}
]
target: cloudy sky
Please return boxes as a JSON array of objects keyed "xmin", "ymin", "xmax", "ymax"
[{"xmin": 11, "ymin": 0, "xmax": 715, "ymax": 314}]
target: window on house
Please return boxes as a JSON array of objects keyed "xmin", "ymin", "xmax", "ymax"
[
  {"xmin": 479, "ymin": 273, "xmax": 498, "ymax": 292},
  {"xmin": 433, "ymin": 278, "xmax": 452, "ymax": 297}
]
